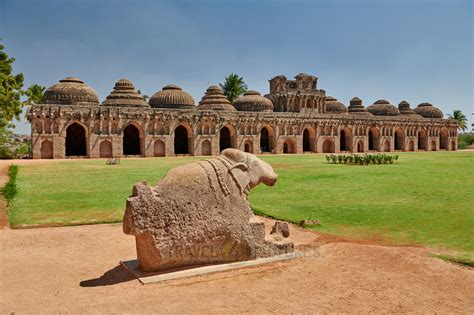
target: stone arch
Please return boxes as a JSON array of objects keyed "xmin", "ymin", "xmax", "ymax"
[
  {"xmin": 244, "ymin": 140, "xmax": 253, "ymax": 153},
  {"xmin": 384, "ymin": 140, "xmax": 391, "ymax": 152},
  {"xmin": 174, "ymin": 124, "xmax": 192, "ymax": 155},
  {"xmin": 418, "ymin": 129, "xmax": 428, "ymax": 150},
  {"xmin": 219, "ymin": 125, "xmax": 236, "ymax": 152},
  {"xmin": 283, "ymin": 140, "xmax": 296, "ymax": 154},
  {"xmin": 123, "ymin": 123, "xmax": 142, "ymax": 156},
  {"xmin": 357, "ymin": 140, "xmax": 364, "ymax": 152},
  {"xmin": 394, "ymin": 128, "xmax": 405, "ymax": 151},
  {"xmin": 368, "ymin": 127, "xmax": 380, "ymax": 151},
  {"xmin": 439, "ymin": 128, "xmax": 449, "ymax": 150},
  {"xmin": 340, "ymin": 127, "xmax": 352, "ymax": 152},
  {"xmin": 40, "ymin": 140, "xmax": 53, "ymax": 159},
  {"xmin": 408, "ymin": 140, "xmax": 415, "ymax": 151},
  {"xmin": 451, "ymin": 140, "xmax": 456, "ymax": 151},
  {"xmin": 322, "ymin": 139, "xmax": 335, "ymax": 153},
  {"xmin": 154, "ymin": 140, "xmax": 165, "ymax": 157},
  {"xmin": 431, "ymin": 140, "xmax": 437, "ymax": 151},
  {"xmin": 260, "ymin": 125, "xmax": 275, "ymax": 153},
  {"xmin": 99, "ymin": 140, "xmax": 112, "ymax": 158},
  {"xmin": 201, "ymin": 140, "xmax": 212, "ymax": 156},
  {"xmin": 302, "ymin": 127, "xmax": 316, "ymax": 152},
  {"xmin": 66, "ymin": 122, "xmax": 87, "ymax": 157}
]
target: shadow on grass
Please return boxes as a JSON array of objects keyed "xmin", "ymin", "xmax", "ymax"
[{"xmin": 80, "ymin": 265, "xmax": 135, "ymax": 287}]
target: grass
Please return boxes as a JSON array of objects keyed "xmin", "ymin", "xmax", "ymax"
[{"xmin": 7, "ymin": 152, "xmax": 474, "ymax": 255}]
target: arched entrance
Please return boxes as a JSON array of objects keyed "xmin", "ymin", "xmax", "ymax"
[
  {"xmin": 418, "ymin": 129, "xmax": 428, "ymax": 150},
  {"xmin": 408, "ymin": 140, "xmax": 415, "ymax": 151},
  {"xmin": 123, "ymin": 124, "xmax": 141, "ymax": 155},
  {"xmin": 384, "ymin": 140, "xmax": 391, "ymax": 152},
  {"xmin": 394, "ymin": 128, "xmax": 405, "ymax": 151},
  {"xmin": 283, "ymin": 140, "xmax": 296, "ymax": 153},
  {"xmin": 451, "ymin": 140, "xmax": 456, "ymax": 151},
  {"xmin": 219, "ymin": 126, "xmax": 232, "ymax": 152},
  {"xmin": 260, "ymin": 127, "xmax": 273, "ymax": 153},
  {"xmin": 439, "ymin": 129, "xmax": 448, "ymax": 150},
  {"xmin": 368, "ymin": 127, "xmax": 380, "ymax": 151},
  {"xmin": 322, "ymin": 139, "xmax": 335, "ymax": 153},
  {"xmin": 303, "ymin": 129, "xmax": 310, "ymax": 152},
  {"xmin": 99, "ymin": 140, "xmax": 112, "ymax": 158},
  {"xmin": 201, "ymin": 140, "xmax": 211, "ymax": 155},
  {"xmin": 244, "ymin": 141, "xmax": 253, "ymax": 153},
  {"xmin": 66, "ymin": 122, "xmax": 87, "ymax": 156},
  {"xmin": 357, "ymin": 141, "xmax": 364, "ymax": 152},
  {"xmin": 431, "ymin": 140, "xmax": 437, "ymax": 151},
  {"xmin": 340, "ymin": 128, "xmax": 352, "ymax": 152},
  {"xmin": 174, "ymin": 125, "xmax": 189, "ymax": 154},
  {"xmin": 154, "ymin": 140, "xmax": 165, "ymax": 157},
  {"xmin": 41, "ymin": 140, "xmax": 53, "ymax": 159}
]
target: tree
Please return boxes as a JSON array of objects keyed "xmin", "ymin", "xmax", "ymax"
[
  {"xmin": 0, "ymin": 38, "xmax": 25, "ymax": 132},
  {"xmin": 447, "ymin": 110, "xmax": 468, "ymax": 132},
  {"xmin": 219, "ymin": 73, "xmax": 247, "ymax": 103},
  {"xmin": 23, "ymin": 84, "xmax": 45, "ymax": 106},
  {"xmin": 137, "ymin": 89, "xmax": 149, "ymax": 102}
]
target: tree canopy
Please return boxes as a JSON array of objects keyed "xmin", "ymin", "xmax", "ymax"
[
  {"xmin": 219, "ymin": 73, "xmax": 247, "ymax": 103},
  {"xmin": 447, "ymin": 110, "xmax": 468, "ymax": 132}
]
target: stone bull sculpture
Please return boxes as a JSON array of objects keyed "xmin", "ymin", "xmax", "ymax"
[{"xmin": 123, "ymin": 149, "xmax": 293, "ymax": 271}]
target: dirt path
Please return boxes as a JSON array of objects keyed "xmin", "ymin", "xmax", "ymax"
[{"xmin": 1, "ymin": 219, "xmax": 472, "ymax": 313}]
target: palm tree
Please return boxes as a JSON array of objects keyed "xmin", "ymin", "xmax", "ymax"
[
  {"xmin": 447, "ymin": 110, "xmax": 468, "ymax": 132},
  {"xmin": 220, "ymin": 73, "xmax": 247, "ymax": 103},
  {"xmin": 137, "ymin": 89, "xmax": 149, "ymax": 102},
  {"xmin": 24, "ymin": 84, "xmax": 46, "ymax": 105}
]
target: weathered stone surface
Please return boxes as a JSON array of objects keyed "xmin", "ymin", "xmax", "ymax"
[
  {"xmin": 270, "ymin": 221, "xmax": 290, "ymax": 238},
  {"xmin": 299, "ymin": 220, "xmax": 321, "ymax": 227},
  {"xmin": 123, "ymin": 149, "xmax": 294, "ymax": 271}
]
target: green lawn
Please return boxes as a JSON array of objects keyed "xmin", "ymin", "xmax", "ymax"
[{"xmin": 8, "ymin": 152, "xmax": 474, "ymax": 254}]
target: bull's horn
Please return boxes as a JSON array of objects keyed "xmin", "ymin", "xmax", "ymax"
[{"xmin": 230, "ymin": 162, "xmax": 248, "ymax": 172}]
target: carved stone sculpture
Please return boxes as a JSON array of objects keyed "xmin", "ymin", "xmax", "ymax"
[{"xmin": 123, "ymin": 149, "xmax": 294, "ymax": 271}]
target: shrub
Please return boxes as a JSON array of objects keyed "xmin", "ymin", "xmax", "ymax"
[
  {"xmin": 324, "ymin": 153, "xmax": 399, "ymax": 166},
  {"xmin": 1, "ymin": 165, "xmax": 18, "ymax": 202}
]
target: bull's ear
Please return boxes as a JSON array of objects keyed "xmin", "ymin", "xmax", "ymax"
[
  {"xmin": 222, "ymin": 148, "xmax": 245, "ymax": 163},
  {"xmin": 230, "ymin": 162, "xmax": 248, "ymax": 172}
]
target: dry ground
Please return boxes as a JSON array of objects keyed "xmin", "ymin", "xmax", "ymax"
[{"xmin": 0, "ymin": 159, "xmax": 473, "ymax": 313}]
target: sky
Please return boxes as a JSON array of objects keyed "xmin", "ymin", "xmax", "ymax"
[{"xmin": 1, "ymin": 0, "xmax": 473, "ymax": 134}]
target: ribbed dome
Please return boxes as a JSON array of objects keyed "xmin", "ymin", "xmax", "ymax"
[
  {"xmin": 149, "ymin": 85, "xmax": 195, "ymax": 109},
  {"xmin": 43, "ymin": 77, "xmax": 99, "ymax": 106},
  {"xmin": 414, "ymin": 103, "xmax": 443, "ymax": 118},
  {"xmin": 325, "ymin": 96, "xmax": 348, "ymax": 114},
  {"xmin": 233, "ymin": 90, "xmax": 273, "ymax": 112},
  {"xmin": 197, "ymin": 85, "xmax": 236, "ymax": 111},
  {"xmin": 348, "ymin": 97, "xmax": 372, "ymax": 115},
  {"xmin": 398, "ymin": 100, "xmax": 416, "ymax": 115},
  {"xmin": 101, "ymin": 78, "xmax": 149, "ymax": 107},
  {"xmin": 367, "ymin": 100, "xmax": 400, "ymax": 116}
]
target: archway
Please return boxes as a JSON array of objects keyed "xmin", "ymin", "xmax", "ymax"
[
  {"xmin": 340, "ymin": 128, "xmax": 352, "ymax": 152},
  {"xmin": 439, "ymin": 129, "xmax": 448, "ymax": 150},
  {"xmin": 368, "ymin": 127, "xmax": 380, "ymax": 151},
  {"xmin": 219, "ymin": 126, "xmax": 232, "ymax": 152},
  {"xmin": 303, "ymin": 129, "xmax": 310, "ymax": 152},
  {"xmin": 394, "ymin": 128, "xmax": 405, "ymax": 151},
  {"xmin": 66, "ymin": 122, "xmax": 87, "ymax": 156},
  {"xmin": 201, "ymin": 140, "xmax": 211, "ymax": 155},
  {"xmin": 154, "ymin": 140, "xmax": 165, "ymax": 157},
  {"xmin": 384, "ymin": 140, "xmax": 391, "ymax": 152},
  {"xmin": 244, "ymin": 141, "xmax": 253, "ymax": 153},
  {"xmin": 283, "ymin": 140, "xmax": 296, "ymax": 154},
  {"xmin": 322, "ymin": 139, "xmax": 335, "ymax": 153},
  {"xmin": 123, "ymin": 124, "xmax": 141, "ymax": 155},
  {"xmin": 418, "ymin": 129, "xmax": 428, "ymax": 150},
  {"xmin": 99, "ymin": 140, "xmax": 112, "ymax": 158},
  {"xmin": 40, "ymin": 140, "xmax": 53, "ymax": 159},
  {"xmin": 260, "ymin": 127, "xmax": 273, "ymax": 153},
  {"xmin": 357, "ymin": 141, "xmax": 364, "ymax": 152},
  {"xmin": 174, "ymin": 125, "xmax": 189, "ymax": 154},
  {"xmin": 431, "ymin": 140, "xmax": 437, "ymax": 151},
  {"xmin": 408, "ymin": 140, "xmax": 415, "ymax": 151},
  {"xmin": 451, "ymin": 140, "xmax": 456, "ymax": 151}
]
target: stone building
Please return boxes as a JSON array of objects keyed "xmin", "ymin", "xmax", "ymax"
[{"xmin": 27, "ymin": 73, "xmax": 458, "ymax": 159}]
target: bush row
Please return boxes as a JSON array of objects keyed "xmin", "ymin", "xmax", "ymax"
[
  {"xmin": 1, "ymin": 165, "xmax": 18, "ymax": 202},
  {"xmin": 325, "ymin": 153, "xmax": 399, "ymax": 165},
  {"xmin": 458, "ymin": 133, "xmax": 474, "ymax": 150},
  {"xmin": 0, "ymin": 143, "xmax": 30, "ymax": 159}
]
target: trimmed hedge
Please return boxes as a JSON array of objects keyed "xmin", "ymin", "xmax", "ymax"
[
  {"xmin": 1, "ymin": 165, "xmax": 18, "ymax": 202},
  {"xmin": 325, "ymin": 153, "xmax": 399, "ymax": 165}
]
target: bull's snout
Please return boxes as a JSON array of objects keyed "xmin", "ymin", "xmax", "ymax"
[{"xmin": 263, "ymin": 173, "xmax": 278, "ymax": 186}]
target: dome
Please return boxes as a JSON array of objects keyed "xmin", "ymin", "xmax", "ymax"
[
  {"xmin": 43, "ymin": 77, "xmax": 99, "ymax": 106},
  {"xmin": 101, "ymin": 78, "xmax": 149, "ymax": 107},
  {"xmin": 233, "ymin": 90, "xmax": 273, "ymax": 112},
  {"xmin": 325, "ymin": 96, "xmax": 348, "ymax": 114},
  {"xmin": 398, "ymin": 100, "xmax": 416, "ymax": 115},
  {"xmin": 149, "ymin": 85, "xmax": 195, "ymax": 109},
  {"xmin": 414, "ymin": 103, "xmax": 443, "ymax": 118},
  {"xmin": 367, "ymin": 99, "xmax": 400, "ymax": 116},
  {"xmin": 348, "ymin": 97, "xmax": 372, "ymax": 115},
  {"xmin": 197, "ymin": 85, "xmax": 236, "ymax": 111}
]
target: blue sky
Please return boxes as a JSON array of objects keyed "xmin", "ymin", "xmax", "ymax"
[{"xmin": 1, "ymin": 0, "xmax": 472, "ymax": 134}]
